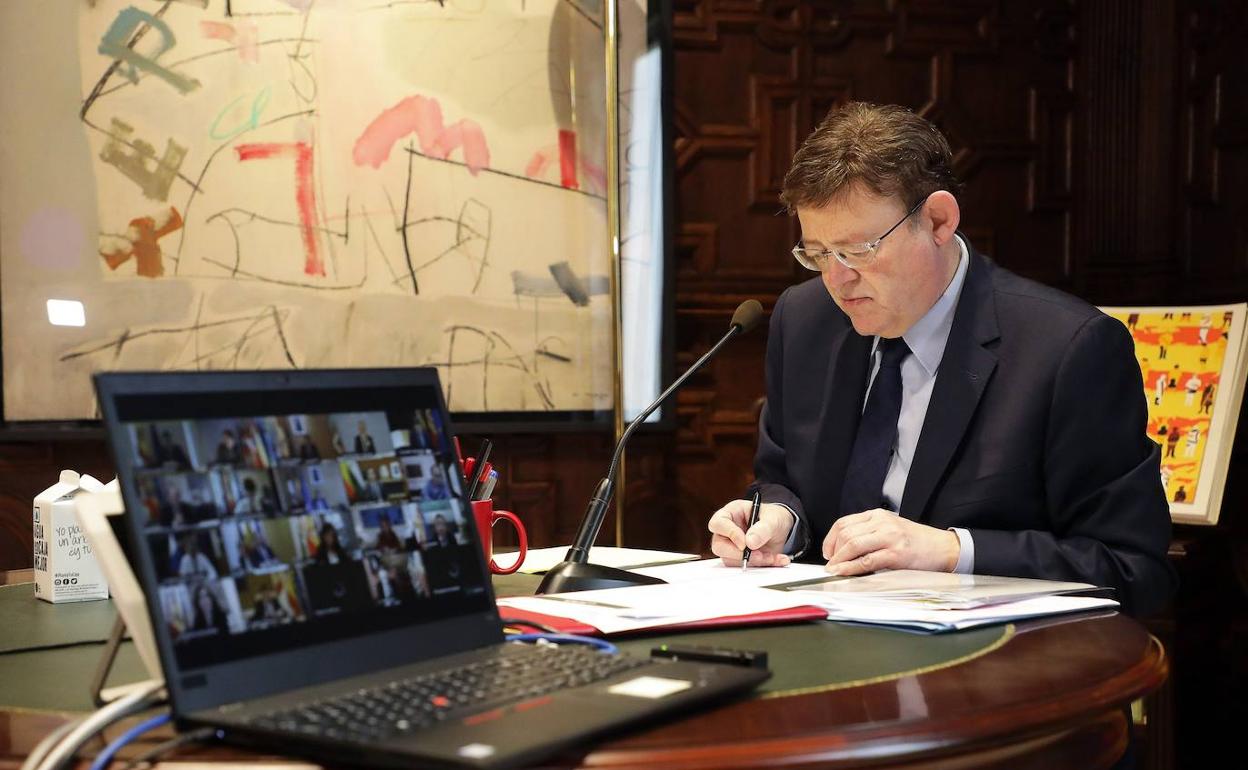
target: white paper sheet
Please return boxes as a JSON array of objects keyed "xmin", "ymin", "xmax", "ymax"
[
  {"xmin": 498, "ymin": 581, "xmax": 818, "ymax": 635},
  {"xmin": 517, "ymin": 546, "xmax": 700, "ymax": 575}
]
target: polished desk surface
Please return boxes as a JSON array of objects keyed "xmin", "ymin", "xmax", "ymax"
[{"xmin": 0, "ymin": 569, "xmax": 1167, "ymax": 769}]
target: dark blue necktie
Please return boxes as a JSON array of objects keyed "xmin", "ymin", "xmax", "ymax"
[{"xmin": 839, "ymin": 337, "xmax": 911, "ymax": 516}]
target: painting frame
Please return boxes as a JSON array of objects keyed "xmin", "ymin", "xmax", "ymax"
[
  {"xmin": 0, "ymin": 0, "xmax": 675, "ymax": 436},
  {"xmin": 1102, "ymin": 303, "xmax": 1248, "ymax": 526}
]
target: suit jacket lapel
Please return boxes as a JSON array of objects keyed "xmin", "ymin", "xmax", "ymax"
[
  {"xmin": 810, "ymin": 322, "xmax": 872, "ymax": 540},
  {"xmin": 900, "ymin": 247, "xmax": 1001, "ymax": 522}
]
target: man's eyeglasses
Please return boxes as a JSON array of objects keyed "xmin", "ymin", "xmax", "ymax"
[{"xmin": 791, "ymin": 196, "xmax": 927, "ymax": 272}]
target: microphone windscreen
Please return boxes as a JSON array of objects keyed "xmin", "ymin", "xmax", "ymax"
[{"xmin": 730, "ymin": 299, "xmax": 764, "ymax": 334}]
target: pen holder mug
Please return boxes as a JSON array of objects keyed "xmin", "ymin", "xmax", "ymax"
[{"xmin": 471, "ymin": 499, "xmax": 528, "ymax": 574}]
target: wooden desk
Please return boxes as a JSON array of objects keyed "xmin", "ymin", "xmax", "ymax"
[{"xmin": 0, "ymin": 573, "xmax": 1166, "ymax": 769}]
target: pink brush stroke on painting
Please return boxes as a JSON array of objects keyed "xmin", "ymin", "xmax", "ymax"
[
  {"xmin": 200, "ymin": 21, "xmax": 260, "ymax": 63},
  {"xmin": 235, "ymin": 142, "xmax": 325, "ymax": 277},
  {"xmin": 352, "ymin": 95, "xmax": 490, "ymax": 174}
]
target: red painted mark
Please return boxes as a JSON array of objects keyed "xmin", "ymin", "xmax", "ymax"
[
  {"xmin": 558, "ymin": 130, "xmax": 579, "ymax": 190},
  {"xmin": 352, "ymin": 95, "xmax": 490, "ymax": 174},
  {"xmin": 513, "ymin": 695, "xmax": 553, "ymax": 713},
  {"xmin": 462, "ymin": 709, "xmax": 504, "ymax": 726},
  {"xmin": 100, "ymin": 207, "xmax": 184, "ymax": 278},
  {"xmin": 199, "ymin": 20, "xmax": 259, "ymax": 63},
  {"xmin": 235, "ymin": 142, "xmax": 325, "ymax": 277}
]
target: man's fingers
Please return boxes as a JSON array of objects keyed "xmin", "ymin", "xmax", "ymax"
[
  {"xmin": 707, "ymin": 509, "xmax": 747, "ymax": 550},
  {"xmin": 827, "ymin": 549, "xmax": 894, "ymax": 576},
  {"xmin": 710, "ymin": 534, "xmax": 743, "ymax": 564},
  {"xmin": 743, "ymin": 518, "xmax": 778, "ymax": 550},
  {"xmin": 824, "ymin": 521, "xmax": 874, "ymax": 559},
  {"xmin": 828, "ymin": 532, "xmax": 884, "ymax": 566}
]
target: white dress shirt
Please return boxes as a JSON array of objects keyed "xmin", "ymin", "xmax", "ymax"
[{"xmin": 783, "ymin": 235, "xmax": 975, "ymax": 573}]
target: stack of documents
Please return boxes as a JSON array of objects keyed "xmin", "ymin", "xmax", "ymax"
[
  {"xmin": 502, "ymin": 560, "xmax": 1119, "ymax": 635},
  {"xmin": 635, "ymin": 561, "xmax": 1120, "ymax": 634},
  {"xmin": 497, "ymin": 581, "xmax": 826, "ymax": 636}
]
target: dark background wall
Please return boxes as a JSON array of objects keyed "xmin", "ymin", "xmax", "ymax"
[{"xmin": 1, "ymin": 1, "xmax": 1245, "ymax": 766}]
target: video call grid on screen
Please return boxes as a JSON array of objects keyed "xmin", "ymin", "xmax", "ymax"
[{"xmin": 119, "ymin": 397, "xmax": 490, "ymax": 669}]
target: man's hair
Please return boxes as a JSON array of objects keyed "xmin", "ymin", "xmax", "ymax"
[{"xmin": 780, "ymin": 102, "xmax": 963, "ymax": 213}]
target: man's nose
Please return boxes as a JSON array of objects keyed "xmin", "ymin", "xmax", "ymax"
[{"xmin": 822, "ymin": 258, "xmax": 858, "ymax": 291}]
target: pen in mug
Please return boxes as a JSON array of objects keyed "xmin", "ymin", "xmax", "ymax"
[
  {"xmin": 741, "ymin": 489, "xmax": 762, "ymax": 572},
  {"xmin": 465, "ymin": 438, "xmax": 493, "ymax": 500},
  {"xmin": 478, "ymin": 469, "xmax": 499, "ymax": 501}
]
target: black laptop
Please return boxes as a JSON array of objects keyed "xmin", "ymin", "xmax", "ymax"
[{"xmin": 96, "ymin": 369, "xmax": 768, "ymax": 769}]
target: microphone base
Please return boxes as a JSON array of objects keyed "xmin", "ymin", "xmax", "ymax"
[{"xmin": 535, "ymin": 561, "xmax": 666, "ymax": 595}]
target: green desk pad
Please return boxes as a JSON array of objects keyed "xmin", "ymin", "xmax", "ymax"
[
  {"xmin": 0, "ymin": 573, "xmax": 1012, "ymax": 711},
  {"xmin": 0, "ymin": 583, "xmax": 117, "ymax": 654}
]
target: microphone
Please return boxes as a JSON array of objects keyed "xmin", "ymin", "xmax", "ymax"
[{"xmin": 536, "ymin": 299, "xmax": 765, "ymax": 595}]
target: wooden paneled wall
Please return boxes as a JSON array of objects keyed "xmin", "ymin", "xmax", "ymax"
[{"xmin": 1, "ymin": 1, "xmax": 1245, "ymax": 765}]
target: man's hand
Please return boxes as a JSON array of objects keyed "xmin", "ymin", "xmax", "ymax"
[
  {"xmin": 823, "ymin": 509, "xmax": 959, "ymax": 576},
  {"xmin": 708, "ymin": 500, "xmax": 793, "ymax": 567}
]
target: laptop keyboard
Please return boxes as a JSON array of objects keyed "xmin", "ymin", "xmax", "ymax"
[{"xmin": 249, "ymin": 643, "xmax": 650, "ymax": 741}]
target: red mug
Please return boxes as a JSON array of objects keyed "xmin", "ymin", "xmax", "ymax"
[{"xmin": 471, "ymin": 500, "xmax": 528, "ymax": 575}]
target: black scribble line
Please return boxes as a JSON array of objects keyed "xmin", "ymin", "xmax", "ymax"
[
  {"xmin": 383, "ymin": 186, "xmax": 404, "ymax": 232},
  {"xmin": 81, "ymin": 0, "xmax": 174, "ymax": 120},
  {"xmin": 488, "ymin": 329, "xmax": 555, "ymax": 409},
  {"xmin": 269, "ymin": 306, "xmax": 298, "ymax": 367},
  {"xmin": 92, "ymin": 39, "xmax": 322, "ymax": 101},
  {"xmin": 362, "ymin": 1, "xmax": 448, "ymax": 10},
  {"xmin": 404, "ymin": 147, "xmax": 606, "ymax": 202},
  {"xmin": 464, "ymin": 200, "xmax": 491, "ymax": 292},
  {"xmin": 202, "ymin": 257, "xmax": 367, "ymax": 290},
  {"xmin": 400, "ymin": 142, "xmax": 421, "ymax": 295},
  {"xmin": 537, "ymin": 336, "xmax": 572, "ymax": 363},
  {"xmin": 389, "ymin": 236, "xmax": 474, "ymax": 283},
  {"xmin": 194, "ymin": 295, "xmax": 204, "ymax": 370},
  {"xmin": 178, "ymin": 315, "xmax": 290, "ymax": 368},
  {"xmin": 173, "ymin": 109, "xmax": 317, "ymax": 273},
  {"xmin": 225, "ymin": 0, "xmax": 232, "ymax": 17},
  {"xmin": 364, "ymin": 209, "xmax": 402, "ymax": 284},
  {"xmin": 206, "ymin": 208, "xmax": 349, "ymax": 240},
  {"xmin": 169, "ymin": 294, "xmax": 205, "ymax": 369},
  {"xmin": 60, "ymin": 311, "xmax": 292, "ymax": 363},
  {"xmin": 286, "ymin": 4, "xmax": 318, "ymax": 105},
  {"xmin": 562, "ymin": 0, "xmax": 603, "ymax": 30}
]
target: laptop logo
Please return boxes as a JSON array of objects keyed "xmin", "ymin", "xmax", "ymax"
[{"xmin": 457, "ymin": 744, "xmax": 496, "ymax": 759}]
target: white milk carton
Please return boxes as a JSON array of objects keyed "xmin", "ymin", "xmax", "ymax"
[{"xmin": 33, "ymin": 470, "xmax": 111, "ymax": 603}]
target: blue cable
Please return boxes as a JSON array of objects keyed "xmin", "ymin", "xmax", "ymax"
[
  {"xmin": 88, "ymin": 712, "xmax": 171, "ymax": 770},
  {"xmin": 506, "ymin": 633, "xmax": 618, "ymax": 655}
]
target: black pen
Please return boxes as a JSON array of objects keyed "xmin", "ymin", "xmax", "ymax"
[
  {"xmin": 465, "ymin": 438, "xmax": 493, "ymax": 501},
  {"xmin": 741, "ymin": 490, "xmax": 762, "ymax": 572}
]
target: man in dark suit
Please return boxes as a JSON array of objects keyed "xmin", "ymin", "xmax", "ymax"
[{"xmin": 708, "ymin": 102, "xmax": 1174, "ymax": 616}]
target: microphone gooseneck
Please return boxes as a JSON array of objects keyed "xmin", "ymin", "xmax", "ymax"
[{"xmin": 537, "ymin": 299, "xmax": 764, "ymax": 594}]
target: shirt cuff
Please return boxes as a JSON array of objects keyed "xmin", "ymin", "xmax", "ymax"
[
  {"xmin": 949, "ymin": 527, "xmax": 975, "ymax": 574},
  {"xmin": 775, "ymin": 503, "xmax": 808, "ymax": 558}
]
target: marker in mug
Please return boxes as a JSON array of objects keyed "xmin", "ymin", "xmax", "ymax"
[
  {"xmin": 478, "ymin": 469, "xmax": 499, "ymax": 501},
  {"xmin": 741, "ymin": 490, "xmax": 762, "ymax": 572}
]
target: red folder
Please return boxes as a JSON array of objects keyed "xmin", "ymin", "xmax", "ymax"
[{"xmin": 498, "ymin": 604, "xmax": 828, "ymax": 638}]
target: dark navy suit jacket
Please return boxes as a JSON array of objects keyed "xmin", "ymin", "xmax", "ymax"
[{"xmin": 754, "ymin": 242, "xmax": 1176, "ymax": 616}]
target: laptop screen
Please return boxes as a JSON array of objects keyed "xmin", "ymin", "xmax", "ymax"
[{"xmin": 106, "ymin": 375, "xmax": 493, "ymax": 672}]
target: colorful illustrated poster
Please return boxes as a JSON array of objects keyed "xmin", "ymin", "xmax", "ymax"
[{"xmin": 1103, "ymin": 304, "xmax": 1248, "ymax": 525}]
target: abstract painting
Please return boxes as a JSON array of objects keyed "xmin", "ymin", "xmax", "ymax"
[{"xmin": 0, "ymin": 0, "xmax": 660, "ymax": 422}]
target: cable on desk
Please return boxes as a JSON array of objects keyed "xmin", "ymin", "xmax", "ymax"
[
  {"xmin": 24, "ymin": 680, "xmax": 166, "ymax": 770},
  {"xmin": 118, "ymin": 727, "xmax": 215, "ymax": 770},
  {"xmin": 499, "ymin": 616, "xmax": 560, "ymax": 634},
  {"xmin": 21, "ymin": 716, "xmax": 84, "ymax": 770},
  {"xmin": 505, "ymin": 633, "xmax": 618, "ymax": 654},
  {"xmin": 88, "ymin": 713, "xmax": 170, "ymax": 770}
]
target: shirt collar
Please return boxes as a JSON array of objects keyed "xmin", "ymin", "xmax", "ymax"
[{"xmin": 872, "ymin": 234, "xmax": 969, "ymax": 377}]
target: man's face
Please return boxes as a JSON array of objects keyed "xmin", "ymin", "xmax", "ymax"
[{"xmin": 796, "ymin": 187, "xmax": 951, "ymax": 338}]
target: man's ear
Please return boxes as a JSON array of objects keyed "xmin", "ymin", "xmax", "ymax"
[{"xmin": 923, "ymin": 190, "xmax": 960, "ymax": 246}]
